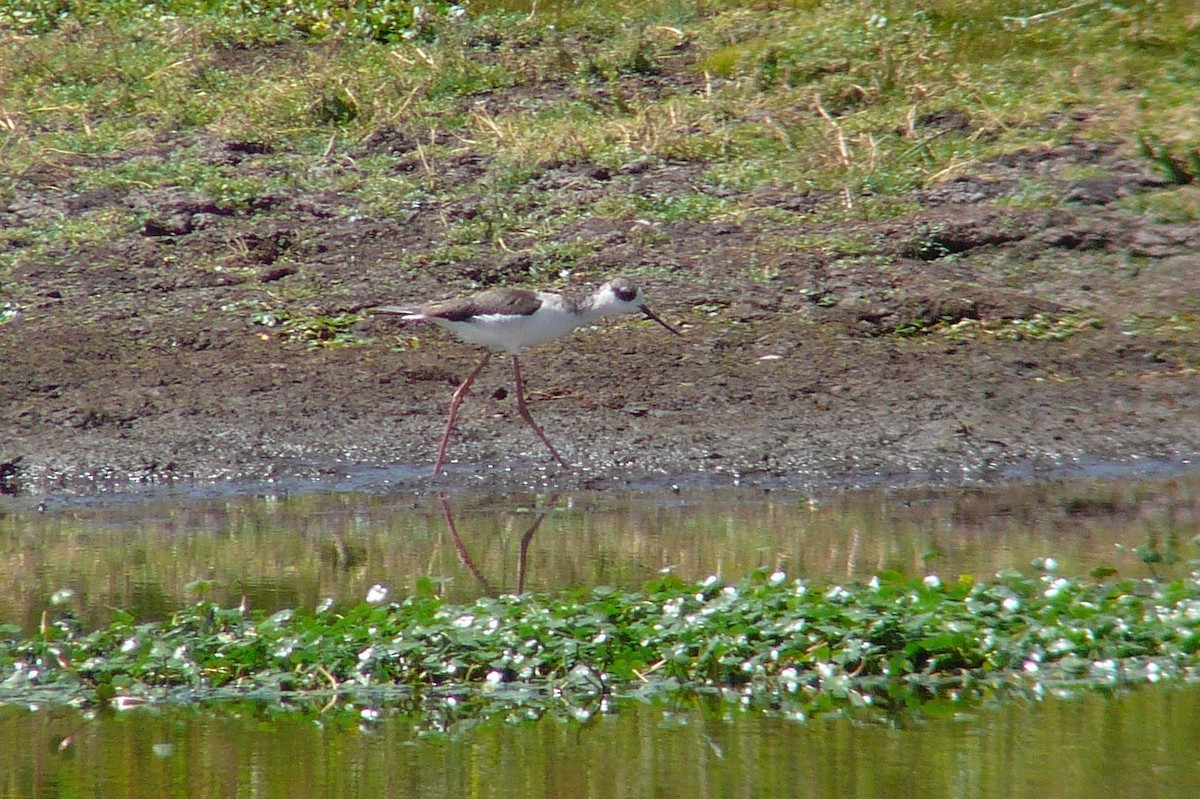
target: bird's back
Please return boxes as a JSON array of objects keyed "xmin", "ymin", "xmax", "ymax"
[
  {"xmin": 420, "ymin": 288, "xmax": 544, "ymax": 322},
  {"xmin": 413, "ymin": 289, "xmax": 586, "ymax": 353}
]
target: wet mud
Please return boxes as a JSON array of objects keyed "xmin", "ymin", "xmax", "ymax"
[{"xmin": 2, "ymin": 134, "xmax": 1198, "ymax": 496}]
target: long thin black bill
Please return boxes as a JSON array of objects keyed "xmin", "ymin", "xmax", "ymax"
[{"xmin": 641, "ymin": 305, "xmax": 683, "ymax": 336}]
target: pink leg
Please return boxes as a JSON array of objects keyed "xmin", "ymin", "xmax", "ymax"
[
  {"xmin": 512, "ymin": 355, "xmax": 568, "ymax": 468},
  {"xmin": 433, "ymin": 352, "xmax": 491, "ymax": 476},
  {"xmin": 438, "ymin": 493, "xmax": 494, "ymax": 594}
]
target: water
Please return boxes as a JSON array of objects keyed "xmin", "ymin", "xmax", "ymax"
[
  {"xmin": 1, "ymin": 473, "xmax": 1199, "ymax": 797},
  {"xmin": 3, "ymin": 685, "xmax": 1200, "ymax": 798},
  {"xmin": 2, "ymin": 476, "xmax": 1197, "ymax": 632}
]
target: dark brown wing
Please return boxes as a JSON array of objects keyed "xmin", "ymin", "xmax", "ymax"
[{"xmin": 422, "ymin": 288, "xmax": 543, "ymax": 322}]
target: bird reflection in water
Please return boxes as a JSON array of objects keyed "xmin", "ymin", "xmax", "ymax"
[{"xmin": 438, "ymin": 494, "xmax": 548, "ymax": 596}]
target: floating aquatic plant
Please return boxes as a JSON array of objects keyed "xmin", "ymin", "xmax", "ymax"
[{"xmin": 2, "ymin": 567, "xmax": 1198, "ymax": 724}]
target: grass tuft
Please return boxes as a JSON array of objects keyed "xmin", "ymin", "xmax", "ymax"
[{"xmin": 1138, "ymin": 134, "xmax": 1200, "ymax": 186}]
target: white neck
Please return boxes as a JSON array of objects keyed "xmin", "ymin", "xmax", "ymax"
[{"xmin": 578, "ymin": 287, "xmax": 636, "ymax": 322}]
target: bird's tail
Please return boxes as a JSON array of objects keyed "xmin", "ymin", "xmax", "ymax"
[{"xmin": 371, "ymin": 305, "xmax": 421, "ymax": 320}]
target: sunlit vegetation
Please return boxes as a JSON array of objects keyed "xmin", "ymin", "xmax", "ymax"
[
  {"xmin": 251, "ymin": 306, "xmax": 366, "ymax": 346},
  {"xmin": 3, "ymin": 565, "xmax": 1199, "ymax": 724},
  {"xmin": 1, "ymin": 0, "xmax": 1197, "ymax": 279},
  {"xmin": 893, "ymin": 310, "xmax": 1104, "ymax": 340}
]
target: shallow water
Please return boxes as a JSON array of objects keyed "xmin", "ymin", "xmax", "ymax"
[
  {"xmin": 2, "ymin": 473, "xmax": 1199, "ymax": 797},
  {"xmin": 4, "ymin": 684, "xmax": 1200, "ymax": 798},
  {"xmin": 1, "ymin": 475, "xmax": 1197, "ymax": 632}
]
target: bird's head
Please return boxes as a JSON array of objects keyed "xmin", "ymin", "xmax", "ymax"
[{"xmin": 596, "ymin": 277, "xmax": 682, "ymax": 336}]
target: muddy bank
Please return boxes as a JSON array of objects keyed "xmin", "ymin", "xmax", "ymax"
[{"xmin": 2, "ymin": 136, "xmax": 1199, "ymax": 497}]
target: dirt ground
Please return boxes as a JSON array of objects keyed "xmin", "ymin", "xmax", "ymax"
[{"xmin": 2, "ymin": 131, "xmax": 1198, "ymax": 497}]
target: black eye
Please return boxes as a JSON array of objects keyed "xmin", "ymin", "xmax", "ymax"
[{"xmin": 611, "ymin": 279, "xmax": 638, "ymax": 302}]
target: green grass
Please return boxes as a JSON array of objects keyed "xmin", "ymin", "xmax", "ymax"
[
  {"xmin": 1122, "ymin": 186, "xmax": 1200, "ymax": 224},
  {"xmin": 1, "ymin": 0, "xmax": 1198, "ymax": 290},
  {"xmin": 0, "ymin": 0, "xmax": 462, "ymax": 41},
  {"xmin": 3, "ymin": 0, "xmax": 1195, "ymax": 195}
]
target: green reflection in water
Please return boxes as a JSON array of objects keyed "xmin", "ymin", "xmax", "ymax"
[
  {"xmin": 3, "ymin": 684, "xmax": 1200, "ymax": 798},
  {"xmin": 1, "ymin": 475, "xmax": 1198, "ymax": 633}
]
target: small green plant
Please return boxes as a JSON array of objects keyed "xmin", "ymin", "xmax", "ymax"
[
  {"xmin": 312, "ymin": 86, "xmax": 360, "ymax": 126},
  {"xmin": 894, "ymin": 315, "xmax": 962, "ymax": 337},
  {"xmin": 942, "ymin": 312, "xmax": 1102, "ymax": 342},
  {"xmin": 530, "ymin": 238, "xmax": 602, "ymax": 275},
  {"xmin": 1126, "ymin": 530, "xmax": 1183, "ymax": 579},
  {"xmin": 1138, "ymin": 135, "xmax": 1200, "ymax": 186},
  {"xmin": 993, "ymin": 312, "xmax": 1103, "ymax": 342},
  {"xmin": 252, "ymin": 308, "xmax": 365, "ymax": 348},
  {"xmin": 630, "ymin": 192, "xmax": 738, "ymax": 223}
]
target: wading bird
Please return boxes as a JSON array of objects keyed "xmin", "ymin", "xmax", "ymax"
[{"xmin": 374, "ymin": 277, "xmax": 681, "ymax": 476}]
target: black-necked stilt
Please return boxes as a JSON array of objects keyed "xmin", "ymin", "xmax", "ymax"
[{"xmin": 375, "ymin": 277, "xmax": 681, "ymax": 476}]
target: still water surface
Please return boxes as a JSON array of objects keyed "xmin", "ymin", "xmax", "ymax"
[
  {"xmin": 3, "ymin": 685, "xmax": 1200, "ymax": 798},
  {"xmin": 2, "ymin": 475, "xmax": 1197, "ymax": 631},
  {"xmin": 1, "ymin": 473, "xmax": 1198, "ymax": 797}
]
